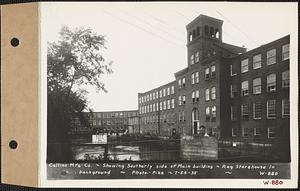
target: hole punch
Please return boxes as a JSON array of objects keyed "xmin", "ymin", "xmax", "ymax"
[
  {"xmin": 10, "ymin": 38, "xmax": 20, "ymax": 47},
  {"xmin": 9, "ymin": 140, "xmax": 18, "ymax": 149}
]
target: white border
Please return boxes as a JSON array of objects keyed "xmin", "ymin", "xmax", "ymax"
[{"xmin": 39, "ymin": 2, "xmax": 298, "ymax": 188}]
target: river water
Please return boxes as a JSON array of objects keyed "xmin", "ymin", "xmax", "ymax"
[{"xmin": 71, "ymin": 136, "xmax": 181, "ymax": 161}]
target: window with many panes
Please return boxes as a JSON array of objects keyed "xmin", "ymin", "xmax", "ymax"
[
  {"xmin": 267, "ymin": 49, "xmax": 276, "ymax": 65},
  {"xmin": 159, "ymin": 90, "xmax": 162, "ymax": 98},
  {"xmin": 267, "ymin": 100, "xmax": 276, "ymax": 119},
  {"xmin": 241, "ymin": 59, "xmax": 249, "ymax": 73},
  {"xmin": 211, "ymin": 106, "xmax": 216, "ymax": 121},
  {"xmin": 171, "ymin": 86, "xmax": 175, "ymax": 94},
  {"xmin": 282, "ymin": 99, "xmax": 290, "ymax": 118},
  {"xmin": 191, "ymin": 73, "xmax": 195, "ymax": 84},
  {"xmin": 205, "ymin": 68, "xmax": 210, "ymax": 80},
  {"xmin": 267, "ymin": 74, "xmax": 276, "ymax": 92},
  {"xmin": 241, "ymin": 81, "xmax": 249, "ymax": 96},
  {"xmin": 282, "ymin": 70, "xmax": 289, "ymax": 88},
  {"xmin": 241, "ymin": 104, "xmax": 249, "ymax": 120},
  {"xmin": 195, "ymin": 51, "xmax": 200, "ymax": 63},
  {"xmin": 211, "ymin": 65, "xmax": 216, "ymax": 78},
  {"xmin": 195, "ymin": 72, "xmax": 199, "ymax": 83},
  {"xmin": 282, "ymin": 44, "xmax": 289, "ymax": 61},
  {"xmin": 205, "ymin": 89, "xmax": 210, "ymax": 101},
  {"xmin": 253, "ymin": 54, "xmax": 262, "ymax": 69},
  {"xmin": 178, "ymin": 79, "xmax": 181, "ymax": 88},
  {"xmin": 253, "ymin": 103, "xmax": 262, "ymax": 119},
  {"xmin": 167, "ymin": 87, "xmax": 170, "ymax": 96},
  {"xmin": 230, "ymin": 106, "xmax": 237, "ymax": 121},
  {"xmin": 253, "ymin": 78, "xmax": 261, "ymax": 94},
  {"xmin": 190, "ymin": 54, "xmax": 194, "ymax": 65},
  {"xmin": 168, "ymin": 100, "xmax": 171, "ymax": 109},
  {"xmin": 171, "ymin": 99, "xmax": 175, "ymax": 109},
  {"xmin": 205, "ymin": 107, "xmax": 210, "ymax": 121},
  {"xmin": 178, "ymin": 96, "xmax": 182, "ymax": 106},
  {"xmin": 211, "ymin": 87, "xmax": 216, "ymax": 100}
]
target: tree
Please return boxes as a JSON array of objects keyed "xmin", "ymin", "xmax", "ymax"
[{"xmin": 47, "ymin": 26, "xmax": 112, "ymax": 161}]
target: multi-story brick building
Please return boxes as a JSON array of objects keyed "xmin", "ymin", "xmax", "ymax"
[
  {"xmin": 138, "ymin": 81, "xmax": 177, "ymax": 136},
  {"xmin": 137, "ymin": 14, "xmax": 290, "ymax": 148},
  {"xmin": 71, "ymin": 110, "xmax": 138, "ymax": 135}
]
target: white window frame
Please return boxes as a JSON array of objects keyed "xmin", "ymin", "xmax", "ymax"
[
  {"xmin": 191, "ymin": 73, "xmax": 195, "ymax": 85},
  {"xmin": 253, "ymin": 103, "xmax": 262, "ymax": 120},
  {"xmin": 205, "ymin": 68, "xmax": 210, "ymax": 80},
  {"xmin": 211, "ymin": 106, "xmax": 216, "ymax": 121},
  {"xmin": 253, "ymin": 54, "xmax": 262, "ymax": 69},
  {"xmin": 267, "ymin": 49, "xmax": 276, "ymax": 65},
  {"xmin": 195, "ymin": 72, "xmax": 199, "ymax": 83},
  {"xmin": 178, "ymin": 96, "xmax": 182, "ymax": 106},
  {"xmin": 211, "ymin": 65, "xmax": 216, "ymax": 78},
  {"xmin": 253, "ymin": 78, "xmax": 262, "ymax": 95},
  {"xmin": 282, "ymin": 99, "xmax": 290, "ymax": 118},
  {"xmin": 182, "ymin": 95, "xmax": 186, "ymax": 104},
  {"xmin": 192, "ymin": 91, "xmax": 195, "ymax": 103},
  {"xmin": 205, "ymin": 88, "xmax": 210, "ymax": 101},
  {"xmin": 267, "ymin": 74, "xmax": 276, "ymax": 92},
  {"xmin": 282, "ymin": 44, "xmax": 290, "ymax": 61},
  {"xmin": 267, "ymin": 100, "xmax": 276, "ymax": 119},
  {"xmin": 195, "ymin": 51, "xmax": 199, "ymax": 63},
  {"xmin": 195, "ymin": 90, "xmax": 199, "ymax": 102},
  {"xmin": 282, "ymin": 70, "xmax": 289, "ymax": 88},
  {"xmin": 211, "ymin": 87, "xmax": 216, "ymax": 100},
  {"xmin": 190, "ymin": 54, "xmax": 194, "ymax": 65},
  {"xmin": 241, "ymin": 59, "xmax": 249, "ymax": 73},
  {"xmin": 241, "ymin": 81, "xmax": 249, "ymax": 96},
  {"xmin": 171, "ymin": 86, "xmax": 175, "ymax": 94}
]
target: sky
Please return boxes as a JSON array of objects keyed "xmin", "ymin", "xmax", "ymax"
[{"xmin": 41, "ymin": 2, "xmax": 297, "ymax": 112}]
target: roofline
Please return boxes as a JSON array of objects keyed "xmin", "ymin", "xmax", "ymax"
[
  {"xmin": 139, "ymin": 80, "xmax": 176, "ymax": 95},
  {"xmin": 186, "ymin": 14, "xmax": 223, "ymax": 29}
]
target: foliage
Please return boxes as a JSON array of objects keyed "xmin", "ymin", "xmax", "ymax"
[{"xmin": 47, "ymin": 26, "xmax": 112, "ymax": 161}]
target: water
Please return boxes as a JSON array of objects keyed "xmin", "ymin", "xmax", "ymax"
[{"xmin": 71, "ymin": 136, "xmax": 181, "ymax": 161}]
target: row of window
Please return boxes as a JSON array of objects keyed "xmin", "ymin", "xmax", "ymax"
[
  {"xmin": 140, "ymin": 99, "xmax": 175, "ymax": 114},
  {"xmin": 231, "ymin": 70, "xmax": 289, "ymax": 97},
  {"xmin": 232, "ymin": 127, "xmax": 279, "ymax": 139},
  {"xmin": 140, "ymin": 114, "xmax": 176, "ymax": 124},
  {"xmin": 188, "ymin": 25, "xmax": 220, "ymax": 42},
  {"xmin": 139, "ymin": 86, "xmax": 175, "ymax": 104},
  {"xmin": 178, "ymin": 65, "xmax": 216, "ymax": 89},
  {"xmin": 232, "ymin": 44, "xmax": 289, "ymax": 75},
  {"xmin": 231, "ymin": 99, "xmax": 290, "ymax": 121},
  {"xmin": 87, "ymin": 112, "xmax": 137, "ymax": 119}
]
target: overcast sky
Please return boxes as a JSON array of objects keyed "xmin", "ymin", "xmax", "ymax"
[{"xmin": 41, "ymin": 2, "xmax": 297, "ymax": 112}]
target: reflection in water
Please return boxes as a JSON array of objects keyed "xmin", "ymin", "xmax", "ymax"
[{"xmin": 71, "ymin": 136, "xmax": 181, "ymax": 161}]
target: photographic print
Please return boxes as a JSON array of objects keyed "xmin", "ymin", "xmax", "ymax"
[{"xmin": 39, "ymin": 2, "xmax": 298, "ymax": 188}]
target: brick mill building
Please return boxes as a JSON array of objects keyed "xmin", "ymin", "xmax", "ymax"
[{"xmin": 137, "ymin": 14, "xmax": 290, "ymax": 147}]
